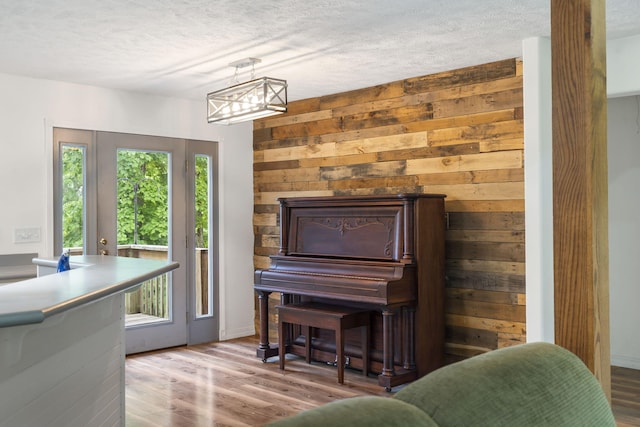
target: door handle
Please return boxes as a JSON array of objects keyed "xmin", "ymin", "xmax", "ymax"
[
  {"xmin": 100, "ymin": 249, "xmax": 109, "ymax": 255},
  {"xmin": 99, "ymin": 237, "xmax": 108, "ymax": 245}
]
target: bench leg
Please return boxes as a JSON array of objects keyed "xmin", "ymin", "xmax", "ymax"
[
  {"xmin": 279, "ymin": 319, "xmax": 286, "ymax": 371},
  {"xmin": 336, "ymin": 328, "xmax": 344, "ymax": 384},
  {"xmin": 362, "ymin": 324, "xmax": 369, "ymax": 376},
  {"xmin": 304, "ymin": 325, "xmax": 311, "ymax": 363}
]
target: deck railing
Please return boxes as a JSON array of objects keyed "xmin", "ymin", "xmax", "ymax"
[{"xmin": 69, "ymin": 245, "xmax": 209, "ymax": 319}]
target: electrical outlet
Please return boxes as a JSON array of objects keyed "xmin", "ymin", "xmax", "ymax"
[{"xmin": 14, "ymin": 227, "xmax": 41, "ymax": 244}]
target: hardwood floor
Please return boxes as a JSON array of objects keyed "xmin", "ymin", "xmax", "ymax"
[
  {"xmin": 125, "ymin": 336, "xmax": 640, "ymax": 426},
  {"xmin": 613, "ymin": 366, "xmax": 640, "ymax": 426}
]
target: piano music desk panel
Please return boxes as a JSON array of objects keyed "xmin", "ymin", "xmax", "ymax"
[{"xmin": 254, "ymin": 58, "xmax": 525, "ymax": 364}]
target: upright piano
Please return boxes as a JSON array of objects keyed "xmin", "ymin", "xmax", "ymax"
[{"xmin": 254, "ymin": 193, "xmax": 446, "ymax": 390}]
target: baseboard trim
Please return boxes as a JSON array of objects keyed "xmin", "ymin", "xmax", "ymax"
[
  {"xmin": 612, "ymin": 354, "xmax": 640, "ymax": 370},
  {"xmin": 219, "ymin": 325, "xmax": 255, "ymax": 341}
]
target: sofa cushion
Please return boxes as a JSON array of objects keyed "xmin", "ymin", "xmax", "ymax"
[
  {"xmin": 265, "ymin": 395, "xmax": 438, "ymax": 426},
  {"xmin": 394, "ymin": 342, "xmax": 616, "ymax": 427}
]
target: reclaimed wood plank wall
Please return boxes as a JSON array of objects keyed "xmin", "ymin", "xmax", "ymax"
[{"xmin": 253, "ymin": 58, "xmax": 525, "ymax": 362}]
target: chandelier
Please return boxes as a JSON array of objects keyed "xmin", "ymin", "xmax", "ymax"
[{"xmin": 207, "ymin": 58, "xmax": 287, "ymax": 125}]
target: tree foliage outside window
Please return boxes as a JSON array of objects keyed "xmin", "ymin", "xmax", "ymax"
[
  {"xmin": 61, "ymin": 146, "xmax": 85, "ymax": 249},
  {"xmin": 117, "ymin": 150, "xmax": 169, "ymax": 246},
  {"xmin": 61, "ymin": 149, "xmax": 211, "ymax": 250},
  {"xmin": 194, "ymin": 155, "xmax": 210, "ymax": 249}
]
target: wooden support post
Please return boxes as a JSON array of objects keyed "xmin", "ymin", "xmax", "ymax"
[{"xmin": 551, "ymin": 0, "xmax": 610, "ymax": 399}]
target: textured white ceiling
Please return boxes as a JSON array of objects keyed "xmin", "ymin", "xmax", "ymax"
[{"xmin": 0, "ymin": 0, "xmax": 639, "ymax": 101}]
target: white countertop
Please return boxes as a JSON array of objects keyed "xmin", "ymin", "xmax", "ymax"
[{"xmin": 0, "ymin": 255, "xmax": 179, "ymax": 328}]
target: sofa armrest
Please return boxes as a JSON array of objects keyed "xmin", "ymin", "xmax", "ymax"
[
  {"xmin": 394, "ymin": 342, "xmax": 615, "ymax": 427},
  {"xmin": 265, "ymin": 395, "xmax": 437, "ymax": 427}
]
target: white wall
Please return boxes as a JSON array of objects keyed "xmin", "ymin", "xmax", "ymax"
[
  {"xmin": 608, "ymin": 95, "xmax": 640, "ymax": 369},
  {"xmin": 0, "ymin": 72, "xmax": 255, "ymax": 341},
  {"xmin": 608, "ymin": 34, "xmax": 640, "ymax": 98},
  {"xmin": 523, "ymin": 34, "xmax": 640, "ymax": 368},
  {"xmin": 523, "ymin": 37, "xmax": 554, "ymax": 344}
]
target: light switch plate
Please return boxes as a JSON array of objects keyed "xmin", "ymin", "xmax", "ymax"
[{"xmin": 14, "ymin": 227, "xmax": 41, "ymax": 243}]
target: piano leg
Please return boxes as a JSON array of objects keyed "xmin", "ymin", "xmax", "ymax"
[
  {"xmin": 256, "ymin": 291, "xmax": 278, "ymax": 362},
  {"xmin": 379, "ymin": 308, "xmax": 396, "ymax": 391},
  {"xmin": 404, "ymin": 306, "xmax": 416, "ymax": 370}
]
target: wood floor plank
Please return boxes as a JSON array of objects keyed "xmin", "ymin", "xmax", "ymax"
[
  {"xmin": 612, "ymin": 366, "xmax": 640, "ymax": 426},
  {"xmin": 125, "ymin": 336, "xmax": 640, "ymax": 426}
]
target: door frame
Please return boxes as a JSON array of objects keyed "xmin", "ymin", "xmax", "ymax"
[
  {"xmin": 97, "ymin": 131, "xmax": 188, "ymax": 353},
  {"xmin": 186, "ymin": 139, "xmax": 220, "ymax": 345},
  {"xmin": 53, "ymin": 128, "xmax": 219, "ymax": 353}
]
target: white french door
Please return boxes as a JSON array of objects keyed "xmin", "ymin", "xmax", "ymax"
[{"xmin": 53, "ymin": 128, "xmax": 219, "ymax": 354}]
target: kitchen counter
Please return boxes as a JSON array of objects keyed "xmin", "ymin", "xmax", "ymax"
[
  {"xmin": 0, "ymin": 255, "xmax": 179, "ymax": 427},
  {"xmin": 0, "ymin": 255, "xmax": 178, "ymax": 327}
]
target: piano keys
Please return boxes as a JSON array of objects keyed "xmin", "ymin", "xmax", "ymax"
[{"xmin": 254, "ymin": 193, "xmax": 446, "ymax": 390}]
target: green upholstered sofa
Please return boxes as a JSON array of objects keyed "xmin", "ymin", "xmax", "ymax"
[{"xmin": 266, "ymin": 342, "xmax": 616, "ymax": 426}]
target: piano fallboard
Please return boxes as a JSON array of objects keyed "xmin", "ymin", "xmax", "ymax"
[{"xmin": 254, "ymin": 256, "xmax": 416, "ymax": 305}]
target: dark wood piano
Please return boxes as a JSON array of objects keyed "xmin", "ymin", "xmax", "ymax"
[{"xmin": 254, "ymin": 193, "xmax": 446, "ymax": 390}]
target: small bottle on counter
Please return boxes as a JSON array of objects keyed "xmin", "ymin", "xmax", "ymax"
[{"xmin": 56, "ymin": 249, "xmax": 71, "ymax": 273}]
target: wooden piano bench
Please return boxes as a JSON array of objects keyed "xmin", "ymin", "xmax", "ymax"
[{"xmin": 276, "ymin": 302, "xmax": 370, "ymax": 384}]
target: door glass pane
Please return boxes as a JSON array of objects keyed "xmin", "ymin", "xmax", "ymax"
[
  {"xmin": 61, "ymin": 145, "xmax": 85, "ymax": 255},
  {"xmin": 195, "ymin": 154, "xmax": 213, "ymax": 317},
  {"xmin": 118, "ymin": 149, "xmax": 171, "ymax": 327}
]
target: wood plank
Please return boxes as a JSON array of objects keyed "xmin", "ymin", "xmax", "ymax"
[
  {"xmin": 256, "ymin": 180, "xmax": 331, "ymax": 193},
  {"xmin": 404, "ymin": 109, "xmax": 518, "ymax": 133},
  {"xmin": 263, "ymin": 142, "xmax": 337, "ymax": 162},
  {"xmin": 336, "ymin": 132, "xmax": 429, "ymax": 156},
  {"xmin": 406, "ymin": 150, "xmax": 523, "ymax": 175},
  {"xmin": 253, "ymin": 159, "xmax": 301, "ymax": 172},
  {"xmin": 612, "ymin": 366, "xmax": 640, "ymax": 424},
  {"xmin": 338, "ymin": 104, "xmax": 436, "ymax": 131},
  {"xmin": 446, "ymin": 268, "xmax": 525, "ymax": 293},
  {"xmin": 480, "ymin": 138, "xmax": 524, "ymax": 152},
  {"xmin": 445, "ymin": 199, "xmax": 524, "ymax": 213},
  {"xmin": 254, "ymin": 110, "xmax": 333, "ymax": 130},
  {"xmin": 255, "ymin": 190, "xmax": 333, "ymax": 206},
  {"xmin": 421, "ymin": 182, "xmax": 524, "ymax": 201},
  {"xmin": 551, "ymin": 0, "xmax": 610, "ymax": 396},
  {"xmin": 376, "ymin": 142, "xmax": 480, "ymax": 162},
  {"xmin": 255, "ymin": 166, "xmax": 321, "ymax": 184},
  {"xmin": 403, "ymin": 59, "xmax": 517, "ymax": 93},
  {"xmin": 416, "ymin": 168, "xmax": 524, "ymax": 185},
  {"xmin": 497, "ymin": 332, "xmax": 526, "ymax": 348},
  {"xmin": 258, "ymin": 124, "xmax": 407, "ymax": 150},
  {"xmin": 445, "ymin": 342, "xmax": 491, "ymax": 358},
  {"xmin": 447, "ymin": 211, "xmax": 525, "ymax": 230},
  {"xmin": 427, "ymin": 120, "xmax": 524, "ymax": 147},
  {"xmin": 299, "ymin": 153, "xmax": 378, "ymax": 168},
  {"xmin": 319, "ymin": 81, "xmax": 406, "ymax": 110},
  {"xmin": 447, "ymin": 287, "xmax": 524, "ymax": 305},
  {"xmin": 261, "ymin": 234, "xmax": 280, "ymax": 249},
  {"xmin": 254, "ymin": 255, "xmax": 271, "ymax": 270},
  {"xmin": 447, "ymin": 297, "xmax": 526, "ymax": 322},
  {"xmin": 446, "ymin": 313, "xmax": 526, "ymax": 335},
  {"xmin": 429, "ymin": 89, "xmax": 522, "ymax": 121},
  {"xmin": 446, "ymin": 240, "xmax": 526, "ymax": 263},
  {"xmin": 446, "ymin": 229, "xmax": 524, "ymax": 243},
  {"xmin": 253, "ymin": 213, "xmax": 277, "ymax": 227},
  {"xmin": 447, "ymin": 259, "xmax": 525, "ymax": 275},
  {"xmin": 328, "ymin": 175, "xmax": 419, "ymax": 191},
  {"xmin": 320, "ymin": 160, "xmax": 406, "ymax": 181},
  {"xmin": 446, "ymin": 325, "xmax": 498, "ymax": 350}
]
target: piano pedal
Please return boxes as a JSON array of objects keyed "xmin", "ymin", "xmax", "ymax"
[{"xmin": 327, "ymin": 355, "xmax": 350, "ymax": 367}]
